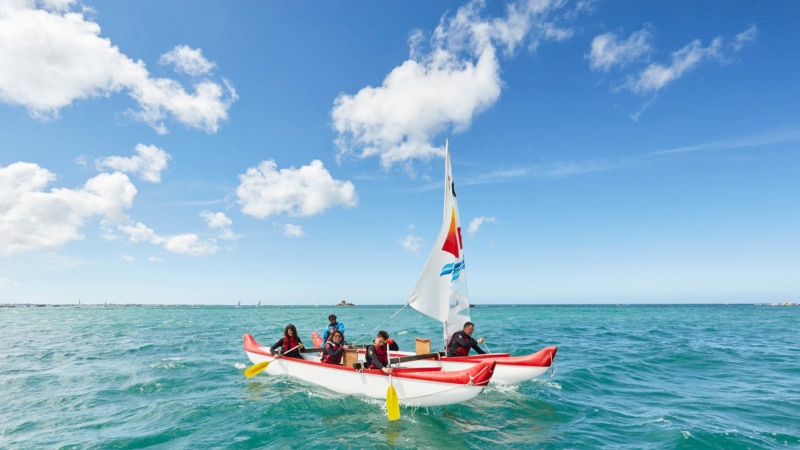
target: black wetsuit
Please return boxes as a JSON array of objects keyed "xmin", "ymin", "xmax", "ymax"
[{"xmin": 446, "ymin": 331, "xmax": 485, "ymax": 357}]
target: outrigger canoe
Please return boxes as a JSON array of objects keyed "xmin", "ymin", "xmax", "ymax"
[{"xmin": 243, "ymin": 334, "xmax": 496, "ymax": 407}]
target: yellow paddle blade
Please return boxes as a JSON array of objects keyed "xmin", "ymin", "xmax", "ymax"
[
  {"xmin": 244, "ymin": 360, "xmax": 270, "ymax": 378},
  {"xmin": 386, "ymin": 384, "xmax": 400, "ymax": 421}
]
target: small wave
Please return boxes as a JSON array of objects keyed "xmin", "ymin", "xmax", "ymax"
[
  {"xmin": 487, "ymin": 383, "xmax": 519, "ymax": 395},
  {"xmin": 539, "ymin": 379, "xmax": 562, "ymax": 390}
]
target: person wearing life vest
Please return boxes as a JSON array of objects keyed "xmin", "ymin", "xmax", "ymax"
[
  {"xmin": 269, "ymin": 324, "xmax": 304, "ymax": 359},
  {"xmin": 321, "ymin": 329, "xmax": 349, "ymax": 364},
  {"xmin": 446, "ymin": 322, "xmax": 486, "ymax": 357},
  {"xmin": 365, "ymin": 330, "xmax": 392, "ymax": 374}
]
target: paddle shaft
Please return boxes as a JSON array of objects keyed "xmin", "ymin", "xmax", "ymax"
[
  {"xmin": 301, "ymin": 343, "xmax": 366, "ymax": 352},
  {"xmin": 274, "ymin": 344, "xmax": 303, "ymax": 358},
  {"xmin": 352, "ymin": 351, "xmax": 445, "ymax": 370}
]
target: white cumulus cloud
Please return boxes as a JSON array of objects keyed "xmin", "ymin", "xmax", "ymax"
[
  {"xmin": 331, "ymin": 0, "xmax": 574, "ymax": 170},
  {"xmin": 467, "ymin": 216, "xmax": 496, "ymax": 235},
  {"xmin": 118, "ymin": 222, "xmax": 219, "ymax": 256},
  {"xmin": 160, "ymin": 45, "xmax": 216, "ymax": 76},
  {"xmin": 587, "ymin": 27, "xmax": 652, "ymax": 72},
  {"xmin": 592, "ymin": 25, "xmax": 758, "ymax": 96},
  {"xmin": 95, "ymin": 144, "xmax": 170, "ymax": 183},
  {"xmin": 401, "ymin": 235, "xmax": 423, "ymax": 254},
  {"xmin": 732, "ymin": 25, "xmax": 758, "ymax": 51},
  {"xmin": 0, "ymin": 162, "xmax": 137, "ymax": 256},
  {"xmin": 201, "ymin": 210, "xmax": 237, "ymax": 241},
  {"xmin": 283, "ymin": 224, "xmax": 304, "ymax": 238},
  {"xmin": 236, "ymin": 159, "xmax": 358, "ymax": 219},
  {"xmin": 0, "ymin": 1, "xmax": 237, "ymax": 133},
  {"xmin": 627, "ymin": 37, "xmax": 723, "ymax": 94}
]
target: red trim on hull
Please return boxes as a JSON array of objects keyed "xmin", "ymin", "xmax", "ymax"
[
  {"xmin": 353, "ymin": 346, "xmax": 559, "ymax": 369},
  {"xmin": 244, "ymin": 334, "xmax": 495, "ymax": 386},
  {"xmin": 448, "ymin": 346, "xmax": 558, "ymax": 367}
]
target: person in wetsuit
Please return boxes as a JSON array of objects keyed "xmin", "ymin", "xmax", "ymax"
[
  {"xmin": 365, "ymin": 330, "xmax": 392, "ymax": 374},
  {"xmin": 446, "ymin": 321, "xmax": 486, "ymax": 357}
]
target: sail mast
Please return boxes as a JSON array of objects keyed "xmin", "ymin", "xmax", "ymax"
[{"xmin": 408, "ymin": 139, "xmax": 472, "ymax": 350}]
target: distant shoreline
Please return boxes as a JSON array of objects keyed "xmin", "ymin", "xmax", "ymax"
[{"xmin": 1, "ymin": 302, "xmax": 797, "ymax": 308}]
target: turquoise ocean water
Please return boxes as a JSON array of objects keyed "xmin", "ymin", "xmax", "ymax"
[{"xmin": 1, "ymin": 304, "xmax": 798, "ymax": 449}]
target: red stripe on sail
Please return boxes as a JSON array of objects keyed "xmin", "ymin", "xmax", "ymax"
[{"xmin": 441, "ymin": 207, "xmax": 461, "ymax": 258}]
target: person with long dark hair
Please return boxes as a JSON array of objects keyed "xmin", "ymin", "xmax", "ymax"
[
  {"xmin": 321, "ymin": 329, "xmax": 349, "ymax": 365},
  {"xmin": 270, "ymin": 324, "xmax": 304, "ymax": 359}
]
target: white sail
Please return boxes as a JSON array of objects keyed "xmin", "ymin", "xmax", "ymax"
[{"xmin": 408, "ymin": 140, "xmax": 471, "ymax": 348}]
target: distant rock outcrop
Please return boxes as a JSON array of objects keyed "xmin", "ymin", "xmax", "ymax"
[{"xmin": 336, "ymin": 300, "xmax": 355, "ymax": 306}]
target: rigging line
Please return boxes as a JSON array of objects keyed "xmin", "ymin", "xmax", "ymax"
[{"xmin": 350, "ymin": 303, "xmax": 409, "ymax": 345}]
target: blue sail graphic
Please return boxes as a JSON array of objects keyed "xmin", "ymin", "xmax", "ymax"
[{"xmin": 440, "ymin": 259, "xmax": 466, "ymax": 282}]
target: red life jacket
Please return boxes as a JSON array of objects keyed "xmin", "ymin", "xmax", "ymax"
[
  {"xmin": 368, "ymin": 344, "xmax": 388, "ymax": 369},
  {"xmin": 282, "ymin": 336, "xmax": 300, "ymax": 354},
  {"xmin": 321, "ymin": 342, "xmax": 343, "ymax": 364}
]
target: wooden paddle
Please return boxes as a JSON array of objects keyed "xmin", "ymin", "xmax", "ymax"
[{"xmin": 243, "ymin": 344, "xmax": 302, "ymax": 378}]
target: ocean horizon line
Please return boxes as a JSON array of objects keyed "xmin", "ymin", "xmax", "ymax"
[{"xmin": 2, "ymin": 302, "xmax": 797, "ymax": 308}]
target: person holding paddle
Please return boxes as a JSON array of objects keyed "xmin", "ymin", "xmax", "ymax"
[
  {"xmin": 270, "ymin": 324, "xmax": 304, "ymax": 359},
  {"xmin": 321, "ymin": 330, "xmax": 349, "ymax": 365},
  {"xmin": 365, "ymin": 330, "xmax": 392, "ymax": 374}
]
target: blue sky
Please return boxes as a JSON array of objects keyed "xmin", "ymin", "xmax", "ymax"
[{"xmin": 1, "ymin": 0, "xmax": 797, "ymax": 305}]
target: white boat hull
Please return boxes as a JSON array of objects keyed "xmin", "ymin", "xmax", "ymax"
[{"xmin": 244, "ymin": 334, "xmax": 495, "ymax": 407}]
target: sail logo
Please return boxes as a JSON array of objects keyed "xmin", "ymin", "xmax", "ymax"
[
  {"xmin": 440, "ymin": 259, "xmax": 466, "ymax": 281},
  {"xmin": 440, "ymin": 206, "xmax": 464, "ymax": 281},
  {"xmin": 441, "ymin": 207, "xmax": 462, "ymax": 258}
]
